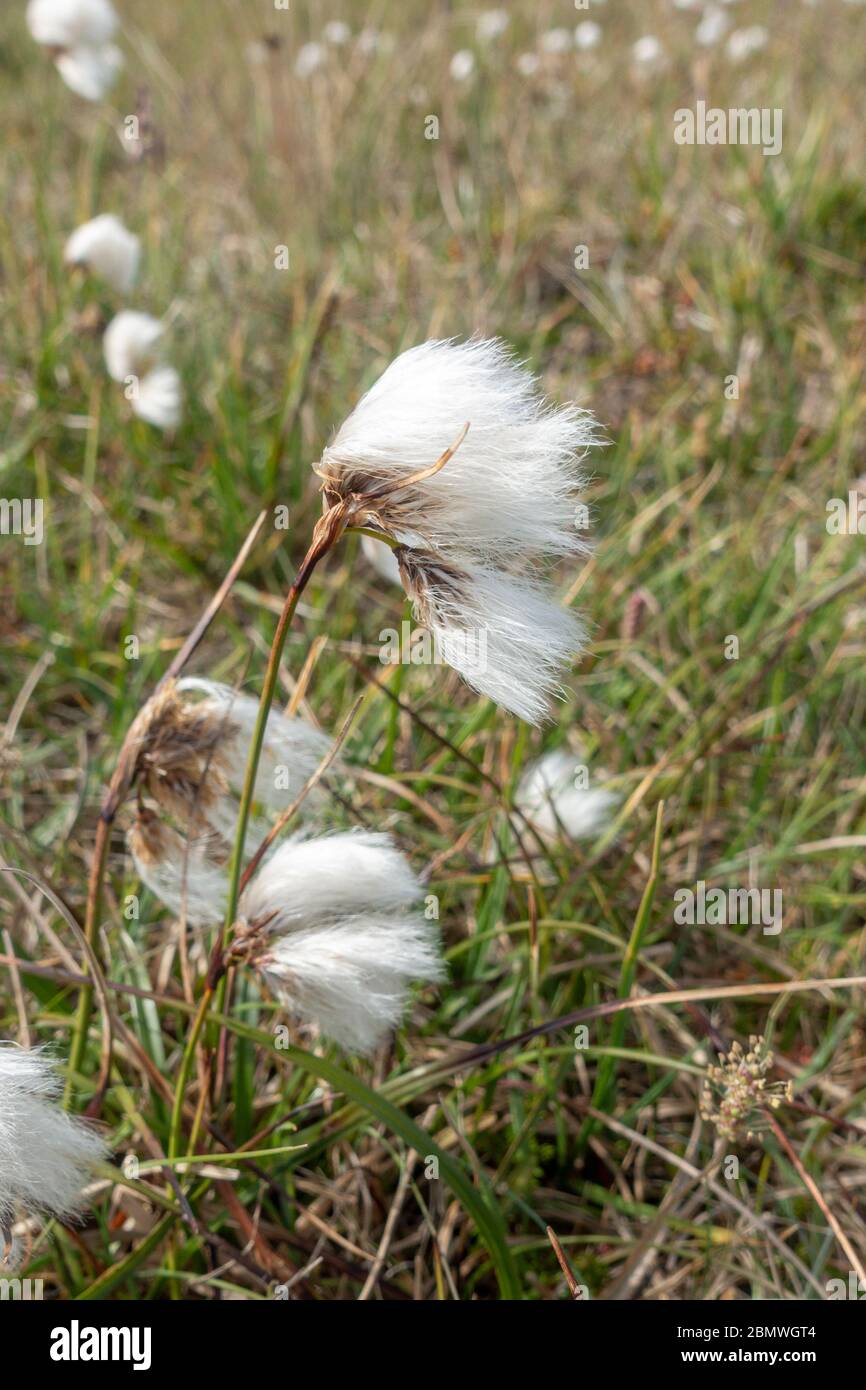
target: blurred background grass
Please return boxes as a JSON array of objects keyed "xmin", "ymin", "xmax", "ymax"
[{"xmin": 1, "ymin": 0, "xmax": 865, "ymax": 1299}]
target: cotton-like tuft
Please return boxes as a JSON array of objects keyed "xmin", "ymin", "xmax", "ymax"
[
  {"xmin": 476, "ymin": 9, "xmax": 510, "ymax": 41},
  {"xmin": 103, "ymin": 310, "xmax": 164, "ymax": 382},
  {"xmin": 134, "ymin": 366, "xmax": 183, "ymax": 431},
  {"xmin": 515, "ymin": 748, "xmax": 618, "ymax": 843},
  {"xmin": 696, "ymin": 5, "xmax": 729, "ymax": 46},
  {"xmin": 27, "ymin": 0, "xmax": 117, "ymax": 49},
  {"xmin": 317, "ymin": 337, "xmax": 596, "ymax": 724},
  {"xmin": 27, "ymin": 0, "xmax": 122, "ymax": 101},
  {"xmin": 103, "ymin": 313, "xmax": 183, "ymax": 430},
  {"xmin": 257, "ymin": 916, "xmax": 444, "ymax": 1055},
  {"xmin": 238, "ymin": 831, "xmax": 445, "ymax": 1055},
  {"xmin": 449, "ymin": 50, "xmax": 476, "ymax": 81},
  {"xmin": 574, "ymin": 21, "xmax": 602, "ymax": 50},
  {"xmin": 632, "ymin": 35, "xmax": 664, "ymax": 65},
  {"xmin": 323, "ymin": 20, "xmax": 351, "ymax": 46},
  {"xmin": 397, "ymin": 550, "xmax": 584, "ymax": 725},
  {"xmin": 0, "ymin": 1045, "xmax": 104, "ymax": 1229},
  {"xmin": 295, "ymin": 41, "xmax": 326, "ymax": 77},
  {"xmin": 54, "ymin": 41, "xmax": 122, "ymax": 99},
  {"xmin": 65, "ymin": 214, "xmax": 140, "ymax": 293},
  {"xmin": 129, "ymin": 817, "xmax": 230, "ymax": 927},
  {"xmin": 318, "ymin": 338, "xmax": 595, "ymax": 566},
  {"xmin": 726, "ymin": 25, "xmax": 768, "ymax": 61}
]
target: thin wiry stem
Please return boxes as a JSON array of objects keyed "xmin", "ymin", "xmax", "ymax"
[{"xmin": 167, "ymin": 503, "xmax": 349, "ymax": 1160}]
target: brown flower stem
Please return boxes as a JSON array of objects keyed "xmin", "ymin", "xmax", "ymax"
[
  {"xmin": 168, "ymin": 504, "xmax": 348, "ymax": 1160},
  {"xmin": 64, "ymin": 511, "xmax": 267, "ymax": 1108}
]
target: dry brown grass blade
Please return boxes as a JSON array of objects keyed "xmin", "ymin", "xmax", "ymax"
[
  {"xmin": 546, "ymin": 1224, "xmax": 583, "ymax": 1299},
  {"xmin": 767, "ymin": 1112, "xmax": 866, "ymax": 1285}
]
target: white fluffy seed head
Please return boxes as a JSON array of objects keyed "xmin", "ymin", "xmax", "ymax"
[
  {"xmin": 134, "ymin": 366, "xmax": 183, "ymax": 431},
  {"xmin": 65, "ymin": 214, "xmax": 140, "ymax": 293},
  {"xmin": 398, "ymin": 550, "xmax": 585, "ymax": 725},
  {"xmin": 27, "ymin": 0, "xmax": 118, "ymax": 49},
  {"xmin": 258, "ymin": 915, "xmax": 445, "ymax": 1055},
  {"xmin": 55, "ymin": 42, "xmax": 122, "ymax": 100},
  {"xmin": 239, "ymin": 830, "xmax": 423, "ymax": 932},
  {"xmin": 240, "ymin": 831, "xmax": 444, "ymax": 1055},
  {"xmin": 318, "ymin": 338, "xmax": 596, "ymax": 566},
  {"xmin": 0, "ymin": 1045, "xmax": 104, "ymax": 1226},
  {"xmin": 103, "ymin": 310, "xmax": 164, "ymax": 382},
  {"xmin": 515, "ymin": 749, "xmax": 618, "ymax": 842}
]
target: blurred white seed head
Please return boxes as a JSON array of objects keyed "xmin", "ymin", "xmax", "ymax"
[
  {"xmin": 103, "ymin": 310, "xmax": 164, "ymax": 382},
  {"xmin": 65, "ymin": 213, "xmax": 140, "ymax": 293},
  {"xmin": 27, "ymin": 0, "xmax": 117, "ymax": 49},
  {"xmin": 726, "ymin": 25, "xmax": 768, "ymax": 61},
  {"xmin": 28, "ymin": 0, "xmax": 122, "ymax": 100},
  {"xmin": 540, "ymin": 28, "xmax": 572, "ymax": 54},
  {"xmin": 295, "ymin": 41, "xmax": 326, "ymax": 77},
  {"xmin": 54, "ymin": 41, "xmax": 122, "ymax": 99},
  {"xmin": 323, "ymin": 20, "xmax": 351, "ymax": 46},
  {"xmin": 574, "ymin": 21, "xmax": 602, "ymax": 50},
  {"xmin": 0, "ymin": 1045, "xmax": 104, "ymax": 1232},
  {"xmin": 632, "ymin": 35, "xmax": 664, "ymax": 66},
  {"xmin": 515, "ymin": 748, "xmax": 618, "ymax": 843},
  {"xmin": 449, "ymin": 49, "xmax": 476, "ymax": 81},
  {"xmin": 477, "ymin": 9, "xmax": 510, "ymax": 42},
  {"xmin": 236, "ymin": 831, "xmax": 445, "ymax": 1055},
  {"xmin": 696, "ymin": 5, "xmax": 729, "ymax": 46},
  {"xmin": 103, "ymin": 312, "xmax": 183, "ymax": 430},
  {"xmin": 134, "ymin": 365, "xmax": 183, "ymax": 431}
]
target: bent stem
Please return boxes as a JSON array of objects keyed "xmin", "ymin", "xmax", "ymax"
[{"xmin": 168, "ymin": 504, "xmax": 348, "ymax": 1160}]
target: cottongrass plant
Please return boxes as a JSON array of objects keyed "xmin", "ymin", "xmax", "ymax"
[
  {"xmin": 26, "ymin": 0, "xmax": 123, "ymax": 101},
  {"xmin": 0, "ymin": 1045, "xmax": 103, "ymax": 1261},
  {"xmin": 77, "ymin": 335, "xmax": 596, "ymax": 1159}
]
